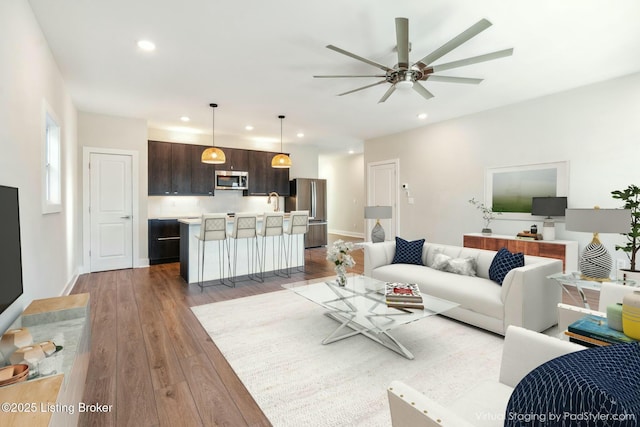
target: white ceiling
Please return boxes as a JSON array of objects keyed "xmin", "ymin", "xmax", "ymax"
[{"xmin": 27, "ymin": 0, "xmax": 640, "ymax": 153}]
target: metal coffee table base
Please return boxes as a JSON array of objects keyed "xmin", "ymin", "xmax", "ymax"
[{"xmin": 322, "ymin": 311, "xmax": 415, "ymax": 359}]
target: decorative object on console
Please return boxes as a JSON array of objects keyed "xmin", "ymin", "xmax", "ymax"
[
  {"xmin": 271, "ymin": 115, "xmax": 292, "ymax": 168},
  {"xmin": 622, "ymin": 290, "xmax": 640, "ymax": 340},
  {"xmin": 391, "ymin": 237, "xmax": 425, "ymax": 265},
  {"xmin": 0, "ymin": 327, "xmax": 32, "ymax": 364},
  {"xmin": 326, "ymin": 239, "xmax": 355, "ymax": 286},
  {"xmin": 516, "ymin": 231, "xmax": 542, "ymax": 240},
  {"xmin": 364, "ymin": 206, "xmax": 392, "ymax": 243},
  {"xmin": 488, "ymin": 247, "xmax": 524, "ymax": 285},
  {"xmin": 468, "ymin": 197, "xmax": 501, "ymax": 235},
  {"xmin": 201, "ymin": 103, "xmax": 226, "ymax": 164},
  {"xmin": 565, "ymin": 207, "xmax": 631, "ymax": 281},
  {"xmin": 611, "ymin": 184, "xmax": 640, "ymax": 278},
  {"xmin": 531, "ymin": 196, "xmax": 567, "ymax": 241}
]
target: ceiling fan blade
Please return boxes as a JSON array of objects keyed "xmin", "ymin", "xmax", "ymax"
[
  {"xmin": 313, "ymin": 75, "xmax": 387, "ymax": 78},
  {"xmin": 378, "ymin": 85, "xmax": 396, "ymax": 103},
  {"xmin": 395, "ymin": 17, "xmax": 410, "ymax": 69},
  {"xmin": 337, "ymin": 80, "xmax": 387, "ymax": 96},
  {"xmin": 326, "ymin": 45, "xmax": 393, "ymax": 72},
  {"xmin": 414, "ymin": 18, "xmax": 492, "ymax": 67},
  {"xmin": 424, "ymin": 75, "xmax": 483, "ymax": 84},
  {"xmin": 430, "ymin": 48, "xmax": 514, "ymax": 73},
  {"xmin": 413, "ymin": 82, "xmax": 434, "ymax": 101}
]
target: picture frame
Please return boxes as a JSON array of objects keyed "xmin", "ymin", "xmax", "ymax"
[{"xmin": 484, "ymin": 161, "xmax": 569, "ymax": 221}]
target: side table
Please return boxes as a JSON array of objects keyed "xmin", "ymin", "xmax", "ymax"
[{"xmin": 548, "ymin": 272, "xmax": 636, "ymax": 309}]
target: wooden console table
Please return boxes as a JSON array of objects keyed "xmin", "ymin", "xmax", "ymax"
[
  {"xmin": 463, "ymin": 233, "xmax": 578, "ymax": 273},
  {"xmin": 0, "ymin": 294, "xmax": 90, "ymax": 426}
]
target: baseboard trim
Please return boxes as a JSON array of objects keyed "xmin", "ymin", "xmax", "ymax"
[
  {"xmin": 329, "ymin": 229, "xmax": 365, "ymax": 239},
  {"xmin": 60, "ymin": 272, "xmax": 80, "ymax": 296}
]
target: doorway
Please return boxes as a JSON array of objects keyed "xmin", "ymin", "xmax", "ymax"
[
  {"xmin": 366, "ymin": 159, "xmax": 400, "ymax": 241},
  {"xmin": 83, "ymin": 148, "xmax": 139, "ymax": 272}
]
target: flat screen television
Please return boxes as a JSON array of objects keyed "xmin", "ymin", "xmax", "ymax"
[
  {"xmin": 531, "ymin": 196, "xmax": 568, "ymax": 217},
  {"xmin": 0, "ymin": 185, "xmax": 24, "ymax": 314}
]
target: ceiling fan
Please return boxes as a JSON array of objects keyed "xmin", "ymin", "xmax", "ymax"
[{"xmin": 314, "ymin": 17, "xmax": 513, "ymax": 103}]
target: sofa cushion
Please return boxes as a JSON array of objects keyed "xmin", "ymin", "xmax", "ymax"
[
  {"xmin": 392, "ymin": 237, "xmax": 425, "ymax": 265},
  {"xmin": 489, "ymin": 248, "xmax": 524, "ymax": 285},
  {"xmin": 371, "ymin": 264, "xmax": 504, "ymax": 320}
]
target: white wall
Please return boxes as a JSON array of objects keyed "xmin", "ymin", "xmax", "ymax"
[
  {"xmin": 78, "ymin": 112, "xmax": 148, "ymax": 263},
  {"xmin": 319, "ymin": 154, "xmax": 365, "ymax": 237},
  {"xmin": 0, "ymin": 0, "xmax": 79, "ymax": 332},
  {"xmin": 364, "ymin": 72, "xmax": 640, "ymax": 268}
]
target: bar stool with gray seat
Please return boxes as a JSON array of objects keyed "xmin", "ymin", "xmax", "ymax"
[
  {"xmin": 195, "ymin": 213, "xmax": 231, "ymax": 290},
  {"xmin": 283, "ymin": 210, "xmax": 309, "ymax": 277},
  {"xmin": 227, "ymin": 213, "xmax": 260, "ymax": 285},
  {"xmin": 256, "ymin": 211, "xmax": 285, "ymax": 281}
]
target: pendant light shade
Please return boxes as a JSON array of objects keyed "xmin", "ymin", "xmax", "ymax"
[
  {"xmin": 271, "ymin": 115, "xmax": 291, "ymax": 169},
  {"xmin": 201, "ymin": 103, "xmax": 226, "ymax": 164}
]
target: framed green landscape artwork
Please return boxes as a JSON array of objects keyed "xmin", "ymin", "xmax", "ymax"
[{"xmin": 485, "ymin": 161, "xmax": 569, "ymax": 220}]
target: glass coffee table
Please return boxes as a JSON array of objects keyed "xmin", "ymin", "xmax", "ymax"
[{"xmin": 283, "ymin": 275, "xmax": 458, "ymax": 359}]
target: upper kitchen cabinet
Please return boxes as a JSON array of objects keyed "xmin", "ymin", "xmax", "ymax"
[
  {"xmin": 190, "ymin": 144, "xmax": 215, "ymax": 195},
  {"xmin": 221, "ymin": 147, "xmax": 249, "ymax": 171},
  {"xmin": 246, "ymin": 151, "xmax": 290, "ymax": 196},
  {"xmin": 148, "ymin": 140, "xmax": 173, "ymax": 195},
  {"xmin": 170, "ymin": 143, "xmax": 191, "ymax": 194}
]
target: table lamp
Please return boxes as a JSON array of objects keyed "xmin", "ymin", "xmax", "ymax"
[
  {"xmin": 364, "ymin": 206, "xmax": 392, "ymax": 243},
  {"xmin": 565, "ymin": 207, "xmax": 631, "ymax": 281},
  {"xmin": 531, "ymin": 196, "xmax": 567, "ymax": 241}
]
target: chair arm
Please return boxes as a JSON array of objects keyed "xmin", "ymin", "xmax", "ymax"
[
  {"xmin": 499, "ymin": 326, "xmax": 583, "ymax": 388},
  {"xmin": 387, "ymin": 380, "xmax": 475, "ymax": 427},
  {"xmin": 363, "ymin": 241, "xmax": 396, "ymax": 276},
  {"xmin": 557, "ymin": 303, "xmax": 604, "ymax": 333}
]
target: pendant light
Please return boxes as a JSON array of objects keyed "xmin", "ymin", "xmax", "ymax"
[
  {"xmin": 271, "ymin": 115, "xmax": 292, "ymax": 168},
  {"xmin": 201, "ymin": 103, "xmax": 226, "ymax": 164}
]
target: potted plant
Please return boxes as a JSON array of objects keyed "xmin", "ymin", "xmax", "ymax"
[
  {"xmin": 612, "ymin": 185, "xmax": 640, "ymax": 280},
  {"xmin": 469, "ymin": 197, "xmax": 502, "ymax": 235}
]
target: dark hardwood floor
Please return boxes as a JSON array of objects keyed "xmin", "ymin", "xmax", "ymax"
[
  {"xmin": 71, "ymin": 235, "xmax": 593, "ymax": 427},
  {"xmin": 71, "ymin": 235, "xmax": 364, "ymax": 427}
]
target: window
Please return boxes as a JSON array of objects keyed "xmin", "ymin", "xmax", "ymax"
[{"xmin": 43, "ymin": 104, "xmax": 61, "ymax": 213}]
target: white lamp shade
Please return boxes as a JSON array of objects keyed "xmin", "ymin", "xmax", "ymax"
[{"xmin": 364, "ymin": 206, "xmax": 392, "ymax": 219}]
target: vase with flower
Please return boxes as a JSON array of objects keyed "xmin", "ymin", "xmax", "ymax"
[
  {"xmin": 468, "ymin": 197, "xmax": 502, "ymax": 235},
  {"xmin": 326, "ymin": 239, "xmax": 356, "ymax": 286}
]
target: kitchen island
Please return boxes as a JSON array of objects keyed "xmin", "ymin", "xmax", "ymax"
[{"xmin": 178, "ymin": 216, "xmax": 304, "ymax": 284}]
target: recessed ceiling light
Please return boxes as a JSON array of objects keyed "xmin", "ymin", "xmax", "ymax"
[
  {"xmin": 348, "ymin": 150, "xmax": 355, "ymax": 154},
  {"xmin": 180, "ymin": 116, "xmax": 190, "ymax": 122},
  {"xmin": 245, "ymin": 125, "xmax": 254, "ymax": 131},
  {"xmin": 137, "ymin": 40, "xmax": 156, "ymax": 52},
  {"xmin": 296, "ymin": 132, "xmax": 304, "ymax": 138},
  {"xmin": 417, "ymin": 113, "xmax": 428, "ymax": 120}
]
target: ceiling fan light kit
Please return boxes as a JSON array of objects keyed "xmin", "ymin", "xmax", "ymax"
[
  {"xmin": 201, "ymin": 103, "xmax": 226, "ymax": 165},
  {"xmin": 315, "ymin": 17, "xmax": 513, "ymax": 103},
  {"xmin": 271, "ymin": 115, "xmax": 291, "ymax": 169}
]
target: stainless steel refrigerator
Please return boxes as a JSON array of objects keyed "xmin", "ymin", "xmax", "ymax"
[{"xmin": 285, "ymin": 178, "xmax": 328, "ymax": 248}]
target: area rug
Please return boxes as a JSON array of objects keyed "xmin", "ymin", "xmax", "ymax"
[{"xmin": 192, "ymin": 289, "xmax": 504, "ymax": 427}]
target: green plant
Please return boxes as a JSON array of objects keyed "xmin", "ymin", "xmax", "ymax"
[
  {"xmin": 468, "ymin": 197, "xmax": 502, "ymax": 229},
  {"xmin": 612, "ymin": 184, "xmax": 640, "ymax": 272}
]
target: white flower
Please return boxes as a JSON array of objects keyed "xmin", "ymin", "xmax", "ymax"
[{"xmin": 326, "ymin": 239, "xmax": 356, "ymax": 269}]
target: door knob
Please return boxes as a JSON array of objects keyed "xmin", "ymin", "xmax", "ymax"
[{"xmin": 121, "ymin": 215, "xmax": 131, "ymax": 219}]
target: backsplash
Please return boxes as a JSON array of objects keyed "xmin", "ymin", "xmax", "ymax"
[{"xmin": 148, "ymin": 192, "xmax": 285, "ymax": 219}]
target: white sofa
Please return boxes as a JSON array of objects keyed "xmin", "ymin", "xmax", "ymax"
[
  {"xmin": 387, "ymin": 325, "xmax": 583, "ymax": 427},
  {"xmin": 364, "ymin": 241, "xmax": 563, "ymax": 335}
]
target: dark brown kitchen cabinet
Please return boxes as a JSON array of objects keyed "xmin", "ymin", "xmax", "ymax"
[
  {"xmin": 148, "ymin": 219, "xmax": 180, "ymax": 264},
  {"xmin": 170, "ymin": 143, "xmax": 191, "ymax": 194},
  {"xmin": 148, "ymin": 141, "xmax": 172, "ymax": 195},
  {"xmin": 246, "ymin": 150, "xmax": 290, "ymax": 196},
  {"xmin": 221, "ymin": 147, "xmax": 249, "ymax": 171},
  {"xmin": 190, "ymin": 144, "xmax": 215, "ymax": 195}
]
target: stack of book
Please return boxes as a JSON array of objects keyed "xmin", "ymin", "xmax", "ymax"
[
  {"xmin": 385, "ymin": 282, "xmax": 424, "ymax": 310},
  {"xmin": 565, "ymin": 314, "xmax": 638, "ymax": 347},
  {"xmin": 515, "ymin": 231, "xmax": 543, "ymax": 241}
]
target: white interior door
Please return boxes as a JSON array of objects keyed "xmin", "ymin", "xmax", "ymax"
[
  {"xmin": 367, "ymin": 160, "xmax": 399, "ymax": 241},
  {"xmin": 90, "ymin": 153, "xmax": 133, "ymax": 272}
]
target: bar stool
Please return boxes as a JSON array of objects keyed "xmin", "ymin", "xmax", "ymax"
[
  {"xmin": 284, "ymin": 210, "xmax": 309, "ymax": 277},
  {"xmin": 227, "ymin": 213, "xmax": 260, "ymax": 285},
  {"xmin": 195, "ymin": 213, "xmax": 231, "ymax": 290},
  {"xmin": 257, "ymin": 212, "xmax": 285, "ymax": 281}
]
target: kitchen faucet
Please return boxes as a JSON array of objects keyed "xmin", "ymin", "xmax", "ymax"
[{"xmin": 267, "ymin": 192, "xmax": 280, "ymax": 212}]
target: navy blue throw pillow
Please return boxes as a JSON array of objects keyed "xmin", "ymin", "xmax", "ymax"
[
  {"xmin": 392, "ymin": 237, "xmax": 425, "ymax": 265},
  {"xmin": 489, "ymin": 247, "xmax": 524, "ymax": 285}
]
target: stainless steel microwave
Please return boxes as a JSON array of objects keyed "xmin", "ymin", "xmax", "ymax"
[{"xmin": 215, "ymin": 170, "xmax": 248, "ymax": 190}]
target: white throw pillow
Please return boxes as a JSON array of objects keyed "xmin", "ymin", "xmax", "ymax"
[
  {"xmin": 446, "ymin": 257, "xmax": 478, "ymax": 277},
  {"xmin": 432, "ymin": 253, "xmax": 451, "ymax": 271}
]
